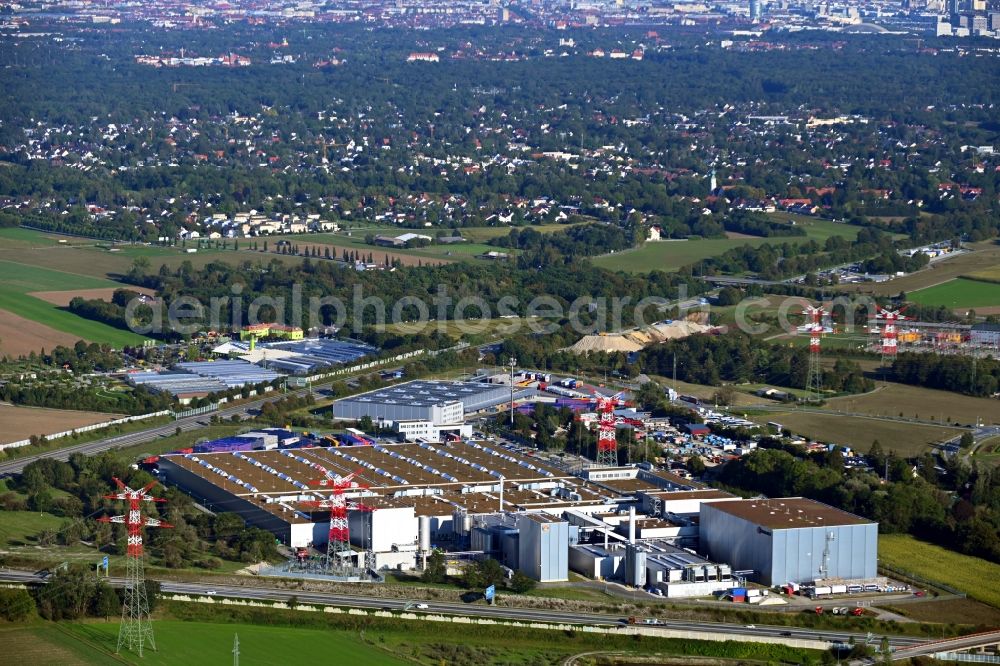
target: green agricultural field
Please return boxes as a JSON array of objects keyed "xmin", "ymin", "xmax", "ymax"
[
  {"xmin": 0, "ymin": 226, "xmax": 532, "ymax": 279},
  {"xmin": 824, "ymin": 383, "xmax": 1000, "ymax": 426},
  {"xmin": 0, "ymin": 625, "xmax": 115, "ymax": 665},
  {"xmin": 0, "ymin": 227, "xmax": 91, "ymax": 248},
  {"xmin": 908, "ymin": 277, "xmax": 1000, "ymax": 309},
  {"xmin": 167, "ymin": 603, "xmax": 822, "ymax": 665},
  {"xmin": 18, "ymin": 621, "xmax": 411, "ymax": 666},
  {"xmin": 769, "ymin": 214, "xmax": 862, "ymax": 242},
  {"xmin": 594, "ymin": 217, "xmax": 860, "ymax": 273},
  {"xmin": 0, "ymin": 260, "xmax": 115, "ymax": 292},
  {"xmin": 0, "ymin": 240, "xmax": 259, "ymax": 279},
  {"xmin": 779, "ymin": 332, "xmax": 870, "ymax": 351},
  {"xmin": 0, "ymin": 260, "xmax": 147, "ymax": 347},
  {"xmin": 879, "ymin": 534, "xmax": 1000, "ymax": 608},
  {"xmin": 594, "ymin": 237, "xmax": 774, "ymax": 273},
  {"xmin": 748, "ymin": 410, "xmax": 960, "ymax": 456}
]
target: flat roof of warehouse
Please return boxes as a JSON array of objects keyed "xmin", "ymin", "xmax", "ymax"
[
  {"xmin": 521, "ymin": 512, "xmax": 565, "ymax": 524},
  {"xmin": 706, "ymin": 497, "xmax": 872, "ymax": 529},
  {"xmin": 175, "ymin": 359, "xmax": 282, "ymax": 384},
  {"xmin": 335, "ymin": 380, "xmax": 506, "ymax": 408},
  {"xmin": 643, "ymin": 489, "xmax": 737, "ymax": 501},
  {"xmin": 161, "ymin": 440, "xmax": 574, "ymax": 497},
  {"xmin": 596, "ymin": 478, "xmax": 665, "ymax": 493},
  {"xmin": 642, "ymin": 469, "xmax": 708, "ymax": 489}
]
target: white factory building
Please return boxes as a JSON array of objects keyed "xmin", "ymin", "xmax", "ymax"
[{"xmin": 331, "ymin": 380, "xmax": 535, "ymax": 442}]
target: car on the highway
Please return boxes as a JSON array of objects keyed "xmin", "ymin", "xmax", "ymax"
[
  {"xmin": 205, "ymin": 590, "xmax": 217, "ymax": 596},
  {"xmin": 414, "ymin": 603, "xmax": 429, "ymax": 610},
  {"xmin": 745, "ymin": 624, "xmax": 756, "ymax": 629},
  {"xmin": 780, "ymin": 631, "xmax": 792, "ymax": 637}
]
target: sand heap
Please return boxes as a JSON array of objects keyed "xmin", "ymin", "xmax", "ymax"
[
  {"xmin": 566, "ymin": 317, "xmax": 715, "ymax": 354},
  {"xmin": 566, "ymin": 335, "xmax": 645, "ymax": 354}
]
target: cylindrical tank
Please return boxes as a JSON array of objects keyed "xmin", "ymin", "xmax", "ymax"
[
  {"xmin": 452, "ymin": 510, "xmax": 468, "ymax": 536},
  {"xmin": 419, "ymin": 515, "xmax": 431, "ymax": 552}
]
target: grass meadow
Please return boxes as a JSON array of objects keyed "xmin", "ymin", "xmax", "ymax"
[
  {"xmin": 908, "ymin": 277, "xmax": 1000, "ymax": 309},
  {"xmin": 593, "ymin": 217, "xmax": 861, "ymax": 274}
]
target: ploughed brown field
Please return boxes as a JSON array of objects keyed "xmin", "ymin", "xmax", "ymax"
[
  {"xmin": 0, "ymin": 403, "xmax": 123, "ymax": 444},
  {"xmin": 0, "ymin": 309, "xmax": 83, "ymax": 358},
  {"xmin": 29, "ymin": 286, "xmax": 156, "ymax": 307}
]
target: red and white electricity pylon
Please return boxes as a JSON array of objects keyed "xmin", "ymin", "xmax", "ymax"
[
  {"xmin": 98, "ymin": 478, "xmax": 172, "ymax": 657},
  {"xmin": 877, "ymin": 307, "xmax": 907, "ymax": 363},
  {"xmin": 595, "ymin": 392, "xmax": 628, "ymax": 467},
  {"xmin": 303, "ymin": 469, "xmax": 371, "ymax": 575},
  {"xmin": 802, "ymin": 305, "xmax": 828, "ymax": 399}
]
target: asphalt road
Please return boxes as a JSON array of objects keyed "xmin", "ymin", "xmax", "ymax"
[
  {"xmin": 0, "ymin": 569, "xmax": 927, "ymax": 650},
  {"xmin": 888, "ymin": 629, "xmax": 1000, "ymax": 661},
  {"xmin": 0, "ymin": 384, "xmax": 326, "ymax": 476}
]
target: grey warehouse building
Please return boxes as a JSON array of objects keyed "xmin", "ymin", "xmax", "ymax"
[
  {"xmin": 332, "ymin": 380, "xmax": 531, "ymax": 423},
  {"xmin": 700, "ymin": 498, "xmax": 877, "ymax": 586},
  {"xmin": 518, "ymin": 513, "xmax": 569, "ymax": 583}
]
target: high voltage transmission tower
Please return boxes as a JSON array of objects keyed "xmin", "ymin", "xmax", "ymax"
[
  {"xmin": 596, "ymin": 393, "xmax": 627, "ymax": 467},
  {"xmin": 98, "ymin": 478, "xmax": 172, "ymax": 657},
  {"xmin": 303, "ymin": 468, "xmax": 372, "ymax": 576},
  {"xmin": 802, "ymin": 305, "xmax": 828, "ymax": 400}
]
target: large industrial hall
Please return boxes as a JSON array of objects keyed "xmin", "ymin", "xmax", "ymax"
[{"xmin": 157, "ymin": 434, "xmax": 879, "ymax": 594}]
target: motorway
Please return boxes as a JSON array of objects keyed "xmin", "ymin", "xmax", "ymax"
[
  {"xmin": 0, "ymin": 568, "xmax": 927, "ymax": 650},
  {"xmin": 0, "ymin": 383, "xmax": 328, "ymax": 476}
]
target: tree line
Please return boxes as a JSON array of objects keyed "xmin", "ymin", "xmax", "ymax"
[
  {"xmin": 717, "ymin": 443, "xmax": 1000, "ymax": 564},
  {"xmin": 7, "ymin": 452, "xmax": 280, "ymax": 570}
]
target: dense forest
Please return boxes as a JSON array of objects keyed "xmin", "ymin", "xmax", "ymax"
[
  {"xmin": 490, "ymin": 223, "xmax": 636, "ymax": 266},
  {"xmin": 108, "ymin": 256, "xmax": 707, "ymax": 338},
  {"xmin": 891, "ymin": 352, "xmax": 1000, "ymax": 397},
  {"xmin": 638, "ymin": 333, "xmax": 874, "ymax": 394}
]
